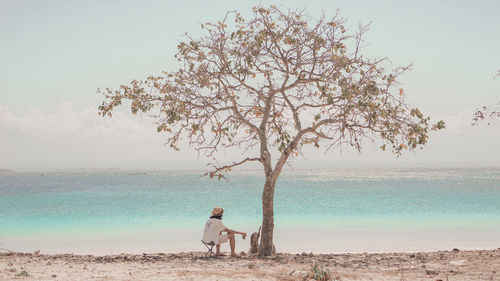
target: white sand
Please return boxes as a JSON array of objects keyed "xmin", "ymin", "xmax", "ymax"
[{"xmin": 1, "ymin": 249, "xmax": 499, "ymax": 280}]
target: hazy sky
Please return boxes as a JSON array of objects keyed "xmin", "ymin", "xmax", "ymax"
[{"xmin": 1, "ymin": 0, "xmax": 499, "ymax": 171}]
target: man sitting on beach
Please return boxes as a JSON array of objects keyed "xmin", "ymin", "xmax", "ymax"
[{"xmin": 202, "ymin": 206, "xmax": 247, "ymax": 257}]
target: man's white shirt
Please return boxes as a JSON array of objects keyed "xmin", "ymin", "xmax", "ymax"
[{"xmin": 202, "ymin": 218, "xmax": 226, "ymax": 244}]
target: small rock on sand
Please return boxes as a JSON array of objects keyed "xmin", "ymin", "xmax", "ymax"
[
  {"xmin": 450, "ymin": 260, "xmax": 466, "ymax": 266},
  {"xmin": 290, "ymin": 270, "xmax": 308, "ymax": 277},
  {"xmin": 426, "ymin": 269, "xmax": 438, "ymax": 275}
]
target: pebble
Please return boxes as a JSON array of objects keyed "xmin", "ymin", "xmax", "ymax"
[
  {"xmin": 51, "ymin": 274, "xmax": 57, "ymax": 278},
  {"xmin": 426, "ymin": 269, "xmax": 438, "ymax": 275},
  {"xmin": 289, "ymin": 270, "xmax": 308, "ymax": 277}
]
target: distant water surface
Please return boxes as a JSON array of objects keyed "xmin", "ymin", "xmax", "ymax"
[{"xmin": 1, "ymin": 168, "xmax": 499, "ymax": 254}]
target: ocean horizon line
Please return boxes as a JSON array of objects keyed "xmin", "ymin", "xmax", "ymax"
[{"xmin": 3, "ymin": 164, "xmax": 500, "ymax": 174}]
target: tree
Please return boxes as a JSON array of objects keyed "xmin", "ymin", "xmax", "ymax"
[
  {"xmin": 98, "ymin": 6, "xmax": 444, "ymax": 256},
  {"xmin": 473, "ymin": 70, "xmax": 500, "ymax": 125}
]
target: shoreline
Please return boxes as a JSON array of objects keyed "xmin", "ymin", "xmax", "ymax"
[
  {"xmin": 1, "ymin": 249, "xmax": 498, "ymax": 280},
  {"xmin": 3, "ymin": 223, "xmax": 499, "ymax": 256}
]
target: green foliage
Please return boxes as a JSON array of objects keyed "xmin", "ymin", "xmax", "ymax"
[
  {"xmin": 473, "ymin": 70, "xmax": 500, "ymax": 125},
  {"xmin": 310, "ymin": 262, "xmax": 332, "ymax": 281},
  {"xmin": 15, "ymin": 270, "xmax": 29, "ymax": 277}
]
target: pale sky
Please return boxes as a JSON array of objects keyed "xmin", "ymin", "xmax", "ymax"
[{"xmin": 1, "ymin": 0, "xmax": 499, "ymax": 171}]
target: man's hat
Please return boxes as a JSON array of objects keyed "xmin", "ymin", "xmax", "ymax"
[{"xmin": 212, "ymin": 206, "xmax": 223, "ymax": 215}]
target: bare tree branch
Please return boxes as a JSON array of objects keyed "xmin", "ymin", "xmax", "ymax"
[{"xmin": 205, "ymin": 157, "xmax": 262, "ymax": 179}]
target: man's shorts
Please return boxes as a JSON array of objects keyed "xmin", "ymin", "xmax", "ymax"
[{"xmin": 217, "ymin": 234, "xmax": 229, "ymax": 245}]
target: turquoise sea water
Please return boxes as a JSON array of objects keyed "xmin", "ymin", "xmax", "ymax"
[{"xmin": 1, "ymin": 168, "xmax": 499, "ymax": 254}]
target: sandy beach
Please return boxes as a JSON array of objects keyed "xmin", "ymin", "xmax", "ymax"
[{"xmin": 1, "ymin": 249, "xmax": 499, "ymax": 280}]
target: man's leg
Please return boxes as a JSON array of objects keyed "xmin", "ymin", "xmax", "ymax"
[
  {"xmin": 215, "ymin": 234, "xmax": 230, "ymax": 256},
  {"xmin": 228, "ymin": 233, "xmax": 236, "ymax": 257},
  {"xmin": 216, "ymin": 244, "xmax": 221, "ymax": 255}
]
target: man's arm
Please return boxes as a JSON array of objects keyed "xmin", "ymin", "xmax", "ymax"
[{"xmin": 220, "ymin": 228, "xmax": 247, "ymax": 238}]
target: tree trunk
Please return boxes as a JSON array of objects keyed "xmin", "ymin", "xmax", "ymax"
[{"xmin": 259, "ymin": 174, "xmax": 277, "ymax": 256}]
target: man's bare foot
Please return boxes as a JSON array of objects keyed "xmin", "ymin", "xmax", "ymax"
[
  {"xmin": 230, "ymin": 253, "xmax": 238, "ymax": 258},
  {"xmin": 242, "ymin": 232, "xmax": 247, "ymax": 240},
  {"xmin": 215, "ymin": 253, "xmax": 226, "ymax": 257}
]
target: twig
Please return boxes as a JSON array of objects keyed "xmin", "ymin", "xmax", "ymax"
[{"xmin": 398, "ymin": 266, "xmax": 406, "ymax": 281}]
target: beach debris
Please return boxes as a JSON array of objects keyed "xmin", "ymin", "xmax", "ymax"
[
  {"xmin": 249, "ymin": 226, "xmax": 261, "ymax": 254},
  {"xmin": 272, "ymin": 255, "xmax": 286, "ymax": 263},
  {"xmin": 248, "ymin": 226, "xmax": 278, "ymax": 255}
]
